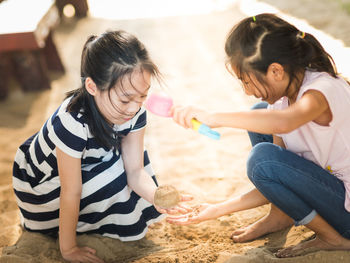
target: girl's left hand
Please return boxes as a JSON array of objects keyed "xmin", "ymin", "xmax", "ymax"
[{"xmin": 155, "ymin": 194, "xmax": 194, "ymax": 215}]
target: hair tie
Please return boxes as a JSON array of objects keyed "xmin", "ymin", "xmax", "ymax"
[
  {"xmin": 301, "ymin": 31, "xmax": 305, "ymax": 39},
  {"xmin": 252, "ymin": 16, "xmax": 256, "ymax": 22}
]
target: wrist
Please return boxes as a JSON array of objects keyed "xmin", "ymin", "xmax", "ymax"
[
  {"xmin": 207, "ymin": 112, "xmax": 218, "ymax": 128},
  {"xmin": 59, "ymin": 234, "xmax": 77, "ymax": 253},
  {"xmin": 213, "ymin": 202, "xmax": 228, "ymax": 218}
]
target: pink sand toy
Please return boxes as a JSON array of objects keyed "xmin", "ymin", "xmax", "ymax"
[{"xmin": 145, "ymin": 93, "xmax": 221, "ymax": 140}]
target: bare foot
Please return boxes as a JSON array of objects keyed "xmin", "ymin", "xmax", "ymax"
[
  {"xmin": 231, "ymin": 205, "xmax": 293, "ymax": 243},
  {"xmin": 275, "ymin": 235, "xmax": 350, "ymax": 258}
]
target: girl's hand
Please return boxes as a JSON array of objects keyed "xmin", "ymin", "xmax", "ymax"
[
  {"xmin": 155, "ymin": 194, "xmax": 193, "ymax": 215},
  {"xmin": 171, "ymin": 105, "xmax": 211, "ymax": 129},
  {"xmin": 61, "ymin": 246, "xmax": 105, "ymax": 263},
  {"xmin": 166, "ymin": 203, "xmax": 220, "ymax": 225}
]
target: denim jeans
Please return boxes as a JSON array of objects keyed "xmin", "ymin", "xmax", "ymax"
[{"xmin": 247, "ymin": 102, "xmax": 350, "ymax": 238}]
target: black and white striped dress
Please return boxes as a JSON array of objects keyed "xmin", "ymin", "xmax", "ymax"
[{"xmin": 13, "ymin": 97, "xmax": 163, "ymax": 241}]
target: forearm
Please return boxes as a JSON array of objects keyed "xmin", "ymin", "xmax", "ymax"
[
  {"xmin": 214, "ymin": 188, "xmax": 269, "ymax": 217},
  {"xmin": 208, "ymin": 109, "xmax": 291, "ymax": 134},
  {"xmin": 127, "ymin": 169, "xmax": 157, "ymax": 204},
  {"xmin": 59, "ymin": 193, "xmax": 80, "ymax": 253}
]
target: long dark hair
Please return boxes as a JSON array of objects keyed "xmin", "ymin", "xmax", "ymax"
[
  {"xmin": 225, "ymin": 13, "xmax": 338, "ymax": 88},
  {"xmin": 66, "ymin": 30, "xmax": 162, "ymax": 149}
]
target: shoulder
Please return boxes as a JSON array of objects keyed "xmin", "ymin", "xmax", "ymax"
[
  {"xmin": 299, "ymin": 70, "xmax": 350, "ymax": 124},
  {"xmin": 300, "ymin": 70, "xmax": 348, "ymax": 97},
  {"xmin": 48, "ymin": 97, "xmax": 89, "ymax": 158}
]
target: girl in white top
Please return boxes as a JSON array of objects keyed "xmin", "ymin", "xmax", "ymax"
[{"xmin": 167, "ymin": 13, "xmax": 350, "ymax": 257}]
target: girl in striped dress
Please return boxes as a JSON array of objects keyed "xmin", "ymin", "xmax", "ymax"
[{"xmin": 13, "ymin": 30, "xmax": 189, "ymax": 263}]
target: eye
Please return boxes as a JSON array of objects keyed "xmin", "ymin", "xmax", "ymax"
[{"xmin": 120, "ymin": 100, "xmax": 130, "ymax": 104}]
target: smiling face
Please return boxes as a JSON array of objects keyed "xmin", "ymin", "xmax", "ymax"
[{"xmin": 86, "ymin": 69, "xmax": 151, "ymax": 125}]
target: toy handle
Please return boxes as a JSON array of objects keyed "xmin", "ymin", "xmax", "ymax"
[{"xmin": 191, "ymin": 119, "xmax": 221, "ymax": 140}]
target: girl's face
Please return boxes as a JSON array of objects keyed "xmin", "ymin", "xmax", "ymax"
[
  {"xmin": 234, "ymin": 64, "xmax": 290, "ymax": 104},
  {"xmin": 94, "ymin": 70, "xmax": 151, "ymax": 125}
]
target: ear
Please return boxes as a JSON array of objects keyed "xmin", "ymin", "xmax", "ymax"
[
  {"xmin": 85, "ymin": 77, "xmax": 98, "ymax": 96},
  {"xmin": 267, "ymin": 63, "xmax": 285, "ymax": 81}
]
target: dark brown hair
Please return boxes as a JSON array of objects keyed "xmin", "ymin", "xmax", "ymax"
[
  {"xmin": 66, "ymin": 30, "xmax": 162, "ymax": 149},
  {"xmin": 225, "ymin": 13, "xmax": 337, "ymax": 88}
]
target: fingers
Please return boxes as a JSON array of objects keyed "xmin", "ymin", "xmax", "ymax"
[
  {"xmin": 177, "ymin": 204, "xmax": 193, "ymax": 213},
  {"xmin": 67, "ymin": 246, "xmax": 105, "ymax": 263},
  {"xmin": 171, "ymin": 105, "xmax": 195, "ymax": 129},
  {"xmin": 85, "ymin": 252, "xmax": 105, "ymax": 263},
  {"xmin": 166, "ymin": 214, "xmax": 199, "ymax": 225},
  {"xmin": 165, "ymin": 207, "xmax": 181, "ymax": 215},
  {"xmin": 82, "ymin": 246, "xmax": 96, "ymax": 254},
  {"xmin": 155, "ymin": 207, "xmax": 168, "ymax": 214},
  {"xmin": 174, "ymin": 205, "xmax": 190, "ymax": 214},
  {"xmin": 180, "ymin": 194, "xmax": 194, "ymax": 202}
]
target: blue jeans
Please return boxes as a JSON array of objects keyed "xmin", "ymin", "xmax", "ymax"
[{"xmin": 247, "ymin": 102, "xmax": 350, "ymax": 238}]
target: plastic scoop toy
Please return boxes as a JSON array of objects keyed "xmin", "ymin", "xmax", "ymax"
[{"xmin": 145, "ymin": 93, "xmax": 221, "ymax": 140}]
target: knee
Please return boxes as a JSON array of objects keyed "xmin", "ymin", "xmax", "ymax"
[{"xmin": 247, "ymin": 142, "xmax": 279, "ymax": 182}]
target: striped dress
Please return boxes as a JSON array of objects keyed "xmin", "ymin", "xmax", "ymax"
[{"xmin": 13, "ymin": 97, "xmax": 163, "ymax": 241}]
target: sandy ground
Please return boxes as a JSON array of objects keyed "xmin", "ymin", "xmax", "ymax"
[{"xmin": 1, "ymin": 0, "xmax": 350, "ymax": 262}]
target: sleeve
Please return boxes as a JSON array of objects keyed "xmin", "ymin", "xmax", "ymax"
[
  {"xmin": 130, "ymin": 107, "xmax": 147, "ymax": 132},
  {"xmin": 301, "ymin": 76, "xmax": 345, "ymax": 126},
  {"xmin": 48, "ymin": 112, "xmax": 88, "ymax": 158}
]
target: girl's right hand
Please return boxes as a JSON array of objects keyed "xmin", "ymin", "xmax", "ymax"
[
  {"xmin": 170, "ymin": 105, "xmax": 211, "ymax": 130},
  {"xmin": 166, "ymin": 203, "xmax": 220, "ymax": 225},
  {"xmin": 61, "ymin": 246, "xmax": 105, "ymax": 263}
]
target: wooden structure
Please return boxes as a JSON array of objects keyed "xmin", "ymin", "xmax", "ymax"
[{"xmin": 0, "ymin": 0, "xmax": 66, "ymax": 100}]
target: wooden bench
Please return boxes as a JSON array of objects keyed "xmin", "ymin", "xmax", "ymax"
[{"xmin": 0, "ymin": 0, "xmax": 64, "ymax": 100}]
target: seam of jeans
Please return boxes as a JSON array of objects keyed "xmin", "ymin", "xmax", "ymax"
[{"xmin": 250, "ymin": 160, "xmax": 345, "ymax": 200}]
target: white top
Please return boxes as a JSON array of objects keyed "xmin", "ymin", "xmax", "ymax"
[{"xmin": 269, "ymin": 70, "xmax": 350, "ymax": 211}]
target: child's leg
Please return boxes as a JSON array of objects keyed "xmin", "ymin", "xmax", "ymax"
[
  {"xmin": 276, "ymin": 214, "xmax": 350, "ymax": 257},
  {"xmin": 247, "ymin": 142, "xmax": 350, "ymax": 255},
  {"xmin": 231, "ymin": 102, "xmax": 291, "ymax": 242},
  {"xmin": 231, "ymin": 203, "xmax": 293, "ymax": 242}
]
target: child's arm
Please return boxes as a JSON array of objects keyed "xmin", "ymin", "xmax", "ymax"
[
  {"xmin": 56, "ymin": 147, "xmax": 104, "ymax": 263},
  {"xmin": 121, "ymin": 128, "xmax": 158, "ymax": 204},
  {"xmin": 167, "ymin": 188, "xmax": 269, "ymax": 225},
  {"xmin": 122, "ymin": 128, "xmax": 191, "ymax": 212},
  {"xmin": 173, "ymin": 90, "xmax": 330, "ymax": 135}
]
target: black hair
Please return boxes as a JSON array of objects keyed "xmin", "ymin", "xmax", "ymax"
[
  {"xmin": 66, "ymin": 30, "xmax": 162, "ymax": 149},
  {"xmin": 225, "ymin": 13, "xmax": 338, "ymax": 89}
]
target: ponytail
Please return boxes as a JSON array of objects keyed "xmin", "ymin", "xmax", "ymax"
[{"xmin": 300, "ymin": 32, "xmax": 337, "ymax": 77}]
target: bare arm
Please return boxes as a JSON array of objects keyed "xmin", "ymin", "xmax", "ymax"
[
  {"xmin": 213, "ymin": 188, "xmax": 269, "ymax": 218},
  {"xmin": 173, "ymin": 90, "xmax": 330, "ymax": 135},
  {"xmin": 57, "ymin": 147, "xmax": 104, "ymax": 263},
  {"xmin": 121, "ymin": 128, "xmax": 158, "ymax": 204},
  {"xmin": 209, "ymin": 91, "xmax": 329, "ymax": 133},
  {"xmin": 57, "ymin": 147, "xmax": 82, "ymax": 254}
]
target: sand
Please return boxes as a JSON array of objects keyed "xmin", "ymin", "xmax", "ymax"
[{"xmin": 1, "ymin": 0, "xmax": 350, "ymax": 262}]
